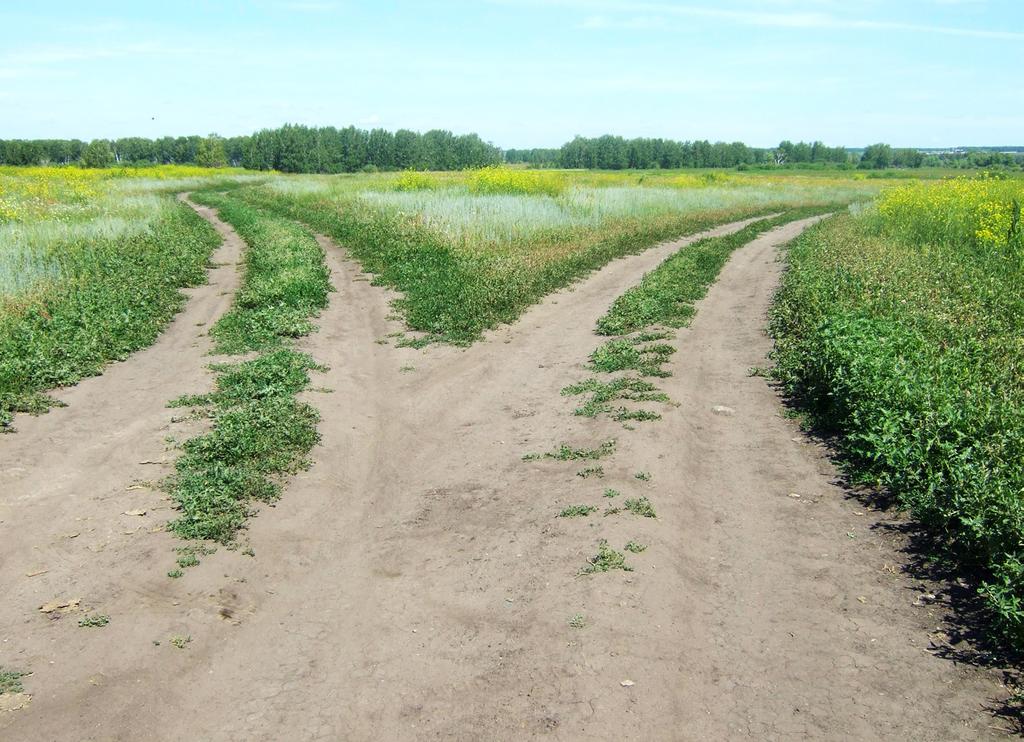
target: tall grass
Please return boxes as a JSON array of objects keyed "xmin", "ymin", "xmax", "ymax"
[
  {"xmin": 190, "ymin": 192, "xmax": 331, "ymax": 354},
  {"xmin": 0, "ymin": 205, "xmax": 219, "ymax": 429},
  {"xmin": 0, "ymin": 166, "xmax": 250, "ymax": 429},
  {"xmin": 769, "ymin": 174, "xmax": 1024, "ymax": 649},
  {"xmin": 229, "ymin": 171, "xmax": 873, "ymax": 343},
  {"xmin": 166, "ymin": 190, "xmax": 330, "ymax": 544}
]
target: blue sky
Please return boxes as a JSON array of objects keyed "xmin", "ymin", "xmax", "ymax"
[{"xmin": 1, "ymin": 0, "xmax": 1021, "ymax": 148}]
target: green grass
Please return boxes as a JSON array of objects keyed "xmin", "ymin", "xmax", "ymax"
[
  {"xmin": 588, "ymin": 338, "xmax": 676, "ymax": 377},
  {"xmin": 624, "ymin": 496, "xmax": 657, "ymax": 518},
  {"xmin": 77, "ymin": 614, "xmax": 110, "ymax": 628},
  {"xmin": 228, "ymin": 175, "xmax": 861, "ymax": 344},
  {"xmin": 0, "ymin": 668, "xmax": 26, "ymax": 695},
  {"xmin": 562, "ymin": 376, "xmax": 670, "ymax": 418},
  {"xmin": 528, "ymin": 439, "xmax": 617, "ymax": 461},
  {"xmin": 596, "ymin": 207, "xmax": 832, "ymax": 336},
  {"xmin": 166, "ymin": 350, "xmax": 322, "ymax": 542},
  {"xmin": 164, "ymin": 188, "xmax": 331, "ymax": 546},
  {"xmin": 624, "ymin": 540, "xmax": 647, "ymax": 553},
  {"xmin": 0, "ymin": 204, "xmax": 219, "ymax": 430},
  {"xmin": 580, "ymin": 539, "xmax": 633, "ymax": 574},
  {"xmin": 568, "ymin": 612, "xmax": 587, "ymax": 629},
  {"xmin": 189, "ymin": 191, "xmax": 331, "ymax": 353},
  {"xmin": 577, "ymin": 466, "xmax": 605, "ymax": 479},
  {"xmin": 558, "ymin": 504, "xmax": 598, "ymax": 518},
  {"xmin": 769, "ymin": 204, "xmax": 1024, "ymax": 649}
]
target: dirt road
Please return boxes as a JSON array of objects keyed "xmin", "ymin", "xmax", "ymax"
[{"xmin": 0, "ymin": 208, "xmax": 1009, "ymax": 740}]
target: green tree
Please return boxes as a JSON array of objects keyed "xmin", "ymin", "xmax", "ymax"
[
  {"xmin": 859, "ymin": 143, "xmax": 894, "ymax": 169},
  {"xmin": 81, "ymin": 139, "xmax": 115, "ymax": 168},
  {"xmin": 196, "ymin": 134, "xmax": 228, "ymax": 168}
]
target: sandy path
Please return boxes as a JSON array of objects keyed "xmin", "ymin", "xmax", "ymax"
[{"xmin": 0, "ymin": 210, "xmax": 1008, "ymax": 739}]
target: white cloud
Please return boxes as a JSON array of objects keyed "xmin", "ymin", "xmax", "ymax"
[{"xmin": 505, "ymin": 0, "xmax": 1024, "ymax": 40}]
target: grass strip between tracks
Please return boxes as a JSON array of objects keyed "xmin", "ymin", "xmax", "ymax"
[{"xmin": 165, "ymin": 192, "xmax": 330, "ymax": 546}]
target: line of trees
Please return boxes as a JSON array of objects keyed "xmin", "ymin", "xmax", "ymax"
[
  {"xmin": 507, "ymin": 136, "xmax": 852, "ymax": 169},
  {"xmin": 0, "ymin": 135, "xmax": 242, "ymax": 168},
  {"xmin": 0, "ymin": 126, "xmax": 502, "ymax": 172},
  {"xmin": 241, "ymin": 124, "xmax": 501, "ymax": 172},
  {"xmin": 2, "ymin": 127, "xmax": 1021, "ymax": 171}
]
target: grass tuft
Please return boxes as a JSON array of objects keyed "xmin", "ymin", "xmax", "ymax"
[
  {"xmin": 580, "ymin": 539, "xmax": 633, "ymax": 574},
  {"xmin": 558, "ymin": 504, "xmax": 598, "ymax": 518},
  {"xmin": 624, "ymin": 496, "xmax": 657, "ymax": 518},
  {"xmin": 0, "ymin": 668, "xmax": 26, "ymax": 695}
]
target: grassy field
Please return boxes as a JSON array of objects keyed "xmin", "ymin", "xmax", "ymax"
[
  {"xmin": 227, "ymin": 168, "xmax": 885, "ymax": 344},
  {"xmin": 0, "ymin": 164, "xmax": 918, "ymax": 429},
  {"xmin": 769, "ymin": 173, "xmax": 1024, "ymax": 647},
  {"xmin": 0, "ymin": 166, "xmax": 263, "ymax": 429}
]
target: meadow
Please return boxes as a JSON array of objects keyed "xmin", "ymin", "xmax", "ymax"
[
  {"xmin": 770, "ymin": 173, "xmax": 1024, "ymax": 646},
  {"xmin": 228, "ymin": 167, "xmax": 885, "ymax": 343},
  {"xmin": 0, "ymin": 166, "xmax": 256, "ymax": 428}
]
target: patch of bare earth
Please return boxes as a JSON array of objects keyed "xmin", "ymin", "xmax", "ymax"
[{"xmin": 0, "ymin": 211, "xmax": 1010, "ymax": 740}]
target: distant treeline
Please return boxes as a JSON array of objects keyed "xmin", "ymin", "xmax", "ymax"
[
  {"xmin": 0, "ymin": 125, "xmax": 502, "ymax": 173},
  {"xmin": 1, "ymin": 125, "xmax": 1022, "ymax": 171},
  {"xmin": 243, "ymin": 125, "xmax": 501, "ymax": 172},
  {"xmin": 507, "ymin": 137, "xmax": 1023, "ymax": 170}
]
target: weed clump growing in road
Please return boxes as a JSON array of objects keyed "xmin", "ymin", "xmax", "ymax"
[
  {"xmin": 77, "ymin": 614, "xmax": 110, "ymax": 628},
  {"xmin": 558, "ymin": 505, "xmax": 599, "ymax": 518},
  {"xmin": 596, "ymin": 207, "xmax": 831, "ymax": 336},
  {"xmin": 0, "ymin": 668, "xmax": 27, "ymax": 695},
  {"xmin": 580, "ymin": 540, "xmax": 633, "ymax": 574},
  {"xmin": 624, "ymin": 497, "xmax": 657, "ymax": 518},
  {"xmin": 167, "ymin": 350, "xmax": 322, "ymax": 543},
  {"xmin": 191, "ymin": 192, "xmax": 330, "ymax": 354}
]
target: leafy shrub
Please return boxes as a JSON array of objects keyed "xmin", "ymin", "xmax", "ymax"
[{"xmin": 770, "ymin": 204, "xmax": 1024, "ymax": 648}]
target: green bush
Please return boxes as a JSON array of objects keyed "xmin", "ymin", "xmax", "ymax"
[{"xmin": 770, "ymin": 213, "xmax": 1024, "ymax": 647}]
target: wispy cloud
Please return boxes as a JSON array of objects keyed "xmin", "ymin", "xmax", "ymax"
[{"xmin": 504, "ymin": 0, "xmax": 1024, "ymax": 40}]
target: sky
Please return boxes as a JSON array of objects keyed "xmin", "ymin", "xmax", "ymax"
[{"xmin": 1, "ymin": 0, "xmax": 1021, "ymax": 149}]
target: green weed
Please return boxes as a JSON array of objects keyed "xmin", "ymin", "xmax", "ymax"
[
  {"xmin": 166, "ymin": 349, "xmax": 322, "ymax": 543},
  {"xmin": 769, "ymin": 202, "xmax": 1024, "ymax": 650},
  {"xmin": 0, "ymin": 204, "xmax": 219, "ymax": 430},
  {"xmin": 190, "ymin": 192, "xmax": 330, "ymax": 354},
  {"xmin": 624, "ymin": 497, "xmax": 657, "ymax": 518},
  {"xmin": 589, "ymin": 338, "xmax": 675, "ymax": 377},
  {"xmin": 562, "ymin": 376, "xmax": 669, "ymax": 419},
  {"xmin": 77, "ymin": 614, "xmax": 110, "ymax": 628},
  {"xmin": 558, "ymin": 504, "xmax": 598, "ymax": 518},
  {"xmin": 596, "ymin": 207, "xmax": 831, "ymax": 336},
  {"xmin": 580, "ymin": 539, "xmax": 633, "ymax": 574},
  {"xmin": 577, "ymin": 466, "xmax": 605, "ymax": 479},
  {"xmin": 0, "ymin": 668, "xmax": 26, "ymax": 695}
]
